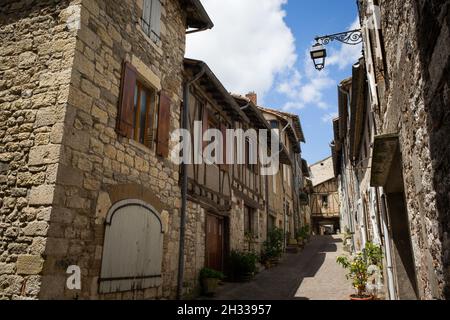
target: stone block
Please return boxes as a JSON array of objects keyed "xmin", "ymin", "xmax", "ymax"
[
  {"xmin": 23, "ymin": 221, "xmax": 49, "ymax": 236},
  {"xmin": 29, "ymin": 185, "xmax": 55, "ymax": 206},
  {"xmin": 0, "ymin": 263, "xmax": 15, "ymax": 275},
  {"xmin": 28, "ymin": 145, "xmax": 61, "ymax": 166},
  {"xmin": 16, "ymin": 255, "xmax": 44, "ymax": 275},
  {"xmin": 57, "ymin": 164, "xmax": 83, "ymax": 187}
]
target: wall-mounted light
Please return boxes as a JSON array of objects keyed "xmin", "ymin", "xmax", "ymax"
[{"xmin": 310, "ymin": 29, "xmax": 363, "ymax": 71}]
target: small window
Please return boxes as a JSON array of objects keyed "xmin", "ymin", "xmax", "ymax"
[
  {"xmin": 133, "ymin": 81, "xmax": 158, "ymax": 149},
  {"xmin": 117, "ymin": 62, "xmax": 171, "ymax": 158},
  {"xmin": 322, "ymin": 195, "xmax": 329, "ymax": 208},
  {"xmin": 268, "ymin": 216, "xmax": 276, "ymax": 232},
  {"xmin": 142, "ymin": 0, "xmax": 162, "ymax": 43},
  {"xmin": 245, "ymin": 138, "xmax": 256, "ymax": 172},
  {"xmin": 244, "ymin": 205, "xmax": 256, "ymax": 234}
]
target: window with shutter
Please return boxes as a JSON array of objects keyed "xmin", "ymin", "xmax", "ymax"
[
  {"xmin": 117, "ymin": 61, "xmax": 160, "ymax": 150},
  {"xmin": 99, "ymin": 200, "xmax": 164, "ymax": 294},
  {"xmin": 141, "ymin": 0, "xmax": 162, "ymax": 43}
]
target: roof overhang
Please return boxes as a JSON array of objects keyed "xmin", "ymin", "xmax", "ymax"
[
  {"xmin": 301, "ymin": 159, "xmax": 310, "ymax": 177},
  {"xmin": 184, "ymin": 59, "xmax": 249, "ymax": 123},
  {"xmin": 338, "ymin": 77, "xmax": 351, "ymax": 141},
  {"xmin": 258, "ymin": 107, "xmax": 302, "ymax": 154},
  {"xmin": 183, "ymin": 0, "xmax": 214, "ymax": 30},
  {"xmin": 370, "ymin": 134, "xmax": 399, "ymax": 187}
]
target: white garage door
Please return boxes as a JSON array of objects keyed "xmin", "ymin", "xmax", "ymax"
[{"xmin": 99, "ymin": 200, "xmax": 164, "ymax": 294}]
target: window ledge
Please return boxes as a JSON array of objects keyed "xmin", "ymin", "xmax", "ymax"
[
  {"xmin": 128, "ymin": 138, "xmax": 155, "ymax": 155},
  {"xmin": 136, "ymin": 23, "xmax": 163, "ymax": 57}
]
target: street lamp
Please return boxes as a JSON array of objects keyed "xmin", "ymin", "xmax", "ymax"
[
  {"xmin": 310, "ymin": 29, "xmax": 363, "ymax": 71},
  {"xmin": 310, "ymin": 43, "xmax": 327, "ymax": 71}
]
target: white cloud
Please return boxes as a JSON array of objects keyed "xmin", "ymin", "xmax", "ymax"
[
  {"xmin": 326, "ymin": 17, "xmax": 363, "ymax": 70},
  {"xmin": 186, "ymin": 0, "xmax": 296, "ymax": 100},
  {"xmin": 321, "ymin": 112, "xmax": 339, "ymax": 123},
  {"xmin": 279, "ymin": 17, "xmax": 361, "ymax": 113},
  {"xmin": 280, "ymin": 50, "xmax": 336, "ymax": 112}
]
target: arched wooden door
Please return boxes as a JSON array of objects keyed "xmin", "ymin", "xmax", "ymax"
[
  {"xmin": 205, "ymin": 214, "xmax": 224, "ymax": 272},
  {"xmin": 99, "ymin": 200, "xmax": 164, "ymax": 294}
]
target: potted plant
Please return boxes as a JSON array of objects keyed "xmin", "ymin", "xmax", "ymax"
[
  {"xmin": 295, "ymin": 225, "xmax": 310, "ymax": 248},
  {"xmin": 336, "ymin": 252, "xmax": 374, "ymax": 300},
  {"xmin": 200, "ymin": 268, "xmax": 224, "ymax": 297},
  {"xmin": 261, "ymin": 228, "xmax": 284, "ymax": 268},
  {"xmin": 228, "ymin": 251, "xmax": 258, "ymax": 282}
]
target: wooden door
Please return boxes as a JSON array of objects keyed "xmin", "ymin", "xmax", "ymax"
[{"xmin": 206, "ymin": 214, "xmax": 224, "ymax": 272}]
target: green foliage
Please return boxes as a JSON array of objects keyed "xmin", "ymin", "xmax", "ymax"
[
  {"xmin": 228, "ymin": 251, "xmax": 258, "ymax": 282},
  {"xmin": 200, "ymin": 268, "xmax": 224, "ymax": 280},
  {"xmin": 336, "ymin": 242, "xmax": 383, "ymax": 297},
  {"xmin": 364, "ymin": 242, "xmax": 384, "ymax": 270},
  {"xmin": 336, "ymin": 253, "xmax": 370, "ymax": 297},
  {"xmin": 261, "ymin": 228, "xmax": 285, "ymax": 262},
  {"xmin": 295, "ymin": 225, "xmax": 310, "ymax": 241}
]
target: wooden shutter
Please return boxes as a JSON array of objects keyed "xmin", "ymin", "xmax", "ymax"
[
  {"xmin": 150, "ymin": 0, "xmax": 162, "ymax": 40},
  {"xmin": 220, "ymin": 123, "xmax": 229, "ymax": 171},
  {"xmin": 117, "ymin": 62, "xmax": 137, "ymax": 138},
  {"xmin": 142, "ymin": 0, "xmax": 151, "ymax": 34},
  {"xmin": 156, "ymin": 92, "xmax": 171, "ymax": 158}
]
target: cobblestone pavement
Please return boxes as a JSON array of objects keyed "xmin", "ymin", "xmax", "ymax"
[{"xmin": 213, "ymin": 235, "xmax": 354, "ymax": 300}]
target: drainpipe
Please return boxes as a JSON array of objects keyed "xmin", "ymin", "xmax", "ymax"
[
  {"xmin": 380, "ymin": 190, "xmax": 397, "ymax": 300},
  {"xmin": 177, "ymin": 66, "xmax": 206, "ymax": 300}
]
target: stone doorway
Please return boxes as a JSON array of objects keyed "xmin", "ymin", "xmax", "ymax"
[{"xmin": 384, "ymin": 149, "xmax": 419, "ymax": 300}]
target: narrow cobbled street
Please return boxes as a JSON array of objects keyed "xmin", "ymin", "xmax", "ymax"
[{"xmin": 214, "ymin": 235, "xmax": 354, "ymax": 300}]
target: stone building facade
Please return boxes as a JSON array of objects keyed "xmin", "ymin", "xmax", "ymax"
[
  {"xmin": 362, "ymin": 0, "xmax": 449, "ymax": 300},
  {"xmin": 334, "ymin": 0, "xmax": 449, "ymax": 300},
  {"xmin": 0, "ymin": 0, "xmax": 212, "ymax": 300}
]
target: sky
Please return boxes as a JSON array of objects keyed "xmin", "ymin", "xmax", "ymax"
[{"xmin": 186, "ymin": 0, "xmax": 362, "ymax": 165}]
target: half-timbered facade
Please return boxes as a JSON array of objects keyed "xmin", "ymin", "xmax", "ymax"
[
  {"xmin": 258, "ymin": 106, "xmax": 305, "ymax": 243},
  {"xmin": 309, "ymin": 157, "xmax": 340, "ymax": 235},
  {"xmin": 182, "ymin": 59, "xmax": 252, "ymax": 291}
]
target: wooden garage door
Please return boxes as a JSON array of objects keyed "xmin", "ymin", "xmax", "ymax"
[
  {"xmin": 205, "ymin": 214, "xmax": 224, "ymax": 272},
  {"xmin": 99, "ymin": 200, "xmax": 164, "ymax": 294}
]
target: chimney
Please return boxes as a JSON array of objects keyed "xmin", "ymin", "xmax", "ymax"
[{"xmin": 246, "ymin": 91, "xmax": 257, "ymax": 105}]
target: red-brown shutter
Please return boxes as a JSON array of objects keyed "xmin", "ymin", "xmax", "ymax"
[
  {"xmin": 117, "ymin": 61, "xmax": 137, "ymax": 138},
  {"xmin": 220, "ymin": 123, "xmax": 229, "ymax": 172},
  {"xmin": 156, "ymin": 92, "xmax": 171, "ymax": 158}
]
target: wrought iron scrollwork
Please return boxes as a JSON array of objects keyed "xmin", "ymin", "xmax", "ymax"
[{"xmin": 315, "ymin": 29, "xmax": 363, "ymax": 46}]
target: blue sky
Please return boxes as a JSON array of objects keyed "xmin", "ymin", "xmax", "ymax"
[{"xmin": 187, "ymin": 0, "xmax": 361, "ymax": 165}]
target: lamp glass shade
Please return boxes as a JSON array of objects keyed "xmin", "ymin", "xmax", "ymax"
[{"xmin": 310, "ymin": 43, "xmax": 327, "ymax": 70}]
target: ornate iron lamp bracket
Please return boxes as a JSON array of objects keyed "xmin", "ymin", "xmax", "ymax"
[{"xmin": 315, "ymin": 29, "xmax": 363, "ymax": 46}]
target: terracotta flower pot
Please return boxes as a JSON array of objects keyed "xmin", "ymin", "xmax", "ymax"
[{"xmin": 350, "ymin": 294, "xmax": 374, "ymax": 301}]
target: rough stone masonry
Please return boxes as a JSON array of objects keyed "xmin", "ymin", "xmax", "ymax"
[
  {"xmin": 376, "ymin": 0, "xmax": 450, "ymax": 299},
  {"xmin": 0, "ymin": 0, "xmax": 192, "ymax": 299}
]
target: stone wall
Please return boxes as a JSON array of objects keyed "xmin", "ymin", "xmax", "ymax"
[
  {"xmin": 377, "ymin": 0, "xmax": 449, "ymax": 299},
  {"xmin": 1, "ymin": 0, "xmax": 189, "ymax": 300},
  {"xmin": 0, "ymin": 0, "xmax": 79, "ymax": 300},
  {"xmin": 182, "ymin": 202, "xmax": 205, "ymax": 297}
]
